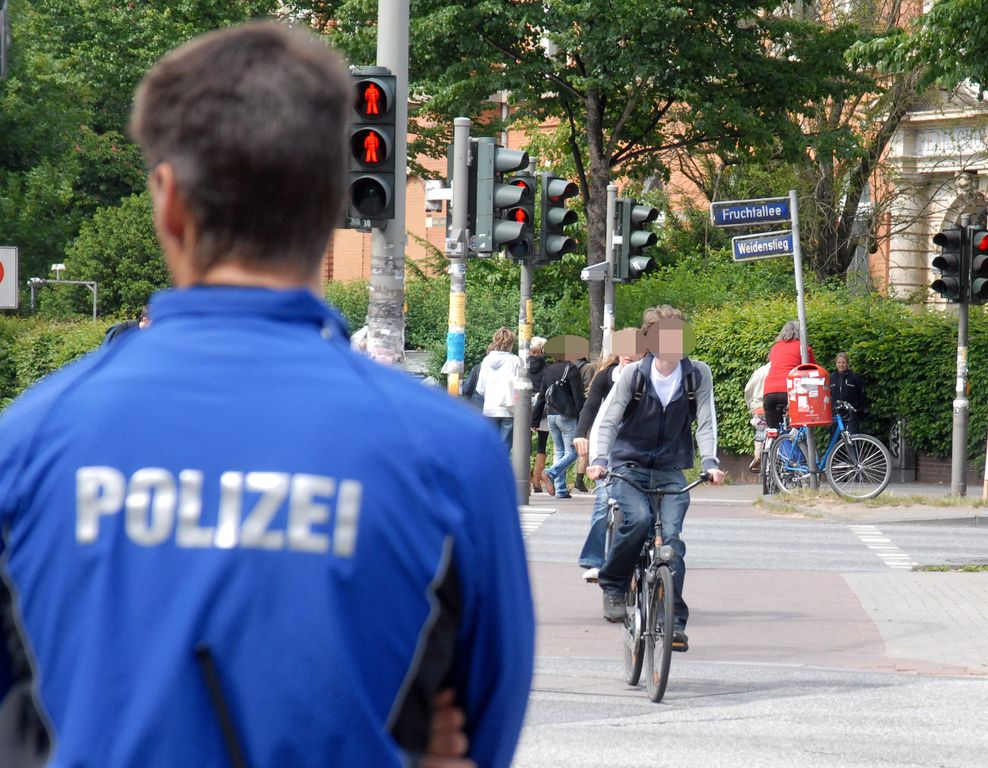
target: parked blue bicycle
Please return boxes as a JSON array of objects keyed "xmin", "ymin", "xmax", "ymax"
[{"xmin": 769, "ymin": 402, "xmax": 891, "ymax": 500}]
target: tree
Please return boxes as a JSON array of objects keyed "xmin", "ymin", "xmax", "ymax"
[
  {"xmin": 0, "ymin": 0, "xmax": 278, "ymax": 300},
  {"xmin": 315, "ymin": 0, "xmax": 858, "ymax": 353},
  {"xmin": 64, "ymin": 192, "xmax": 168, "ymax": 317}
]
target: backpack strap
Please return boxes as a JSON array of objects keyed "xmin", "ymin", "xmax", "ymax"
[{"xmin": 622, "ymin": 357, "xmax": 699, "ymax": 422}]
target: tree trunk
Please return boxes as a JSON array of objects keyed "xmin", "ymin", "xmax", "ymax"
[{"xmin": 585, "ymin": 90, "xmax": 608, "ymax": 358}]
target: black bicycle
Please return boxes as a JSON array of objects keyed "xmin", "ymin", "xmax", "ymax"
[{"xmin": 603, "ymin": 468, "xmax": 710, "ymax": 702}]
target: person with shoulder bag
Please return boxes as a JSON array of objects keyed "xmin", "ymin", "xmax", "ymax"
[{"xmin": 532, "ymin": 354, "xmax": 586, "ymax": 498}]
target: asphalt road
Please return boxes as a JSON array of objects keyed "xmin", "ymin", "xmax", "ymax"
[{"xmin": 513, "ymin": 489, "xmax": 988, "ymax": 767}]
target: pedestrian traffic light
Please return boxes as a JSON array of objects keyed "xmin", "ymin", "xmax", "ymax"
[
  {"xmin": 470, "ymin": 137, "xmax": 530, "ymax": 255},
  {"xmin": 613, "ymin": 198, "xmax": 658, "ymax": 282},
  {"xmin": 968, "ymin": 226, "xmax": 988, "ymax": 305},
  {"xmin": 346, "ymin": 67, "xmax": 397, "ymax": 224},
  {"xmin": 536, "ymin": 173, "xmax": 578, "ymax": 266},
  {"xmin": 931, "ymin": 225, "xmax": 964, "ymax": 303},
  {"xmin": 503, "ymin": 172, "xmax": 536, "ymax": 261}
]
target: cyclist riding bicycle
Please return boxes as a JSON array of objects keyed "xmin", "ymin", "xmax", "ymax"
[{"xmin": 587, "ymin": 306, "xmax": 726, "ymax": 649}]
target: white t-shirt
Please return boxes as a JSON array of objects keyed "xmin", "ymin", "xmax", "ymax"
[{"xmin": 649, "ymin": 362, "xmax": 682, "ymax": 408}]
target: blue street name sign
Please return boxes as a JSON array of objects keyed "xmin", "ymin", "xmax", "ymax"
[
  {"xmin": 731, "ymin": 230, "xmax": 794, "ymax": 262},
  {"xmin": 710, "ymin": 197, "xmax": 791, "ymax": 228}
]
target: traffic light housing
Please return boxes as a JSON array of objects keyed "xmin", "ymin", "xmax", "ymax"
[
  {"xmin": 537, "ymin": 173, "xmax": 578, "ymax": 266},
  {"xmin": 503, "ymin": 172, "xmax": 536, "ymax": 262},
  {"xmin": 969, "ymin": 226, "xmax": 988, "ymax": 305},
  {"xmin": 931, "ymin": 226, "xmax": 964, "ymax": 303},
  {"xmin": 470, "ymin": 138, "xmax": 530, "ymax": 255},
  {"xmin": 614, "ymin": 198, "xmax": 658, "ymax": 282},
  {"xmin": 347, "ymin": 67, "xmax": 397, "ymax": 225}
]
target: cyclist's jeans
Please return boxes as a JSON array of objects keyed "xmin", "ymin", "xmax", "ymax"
[
  {"xmin": 578, "ymin": 481, "xmax": 609, "ymax": 568},
  {"xmin": 598, "ymin": 466, "xmax": 691, "ymax": 629}
]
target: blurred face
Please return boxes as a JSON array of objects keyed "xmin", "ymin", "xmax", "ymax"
[
  {"xmin": 836, "ymin": 356, "xmax": 849, "ymax": 372},
  {"xmin": 644, "ymin": 318, "xmax": 692, "ymax": 362}
]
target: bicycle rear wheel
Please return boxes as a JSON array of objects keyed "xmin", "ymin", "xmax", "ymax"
[
  {"xmin": 760, "ymin": 440, "xmax": 776, "ymax": 495},
  {"xmin": 825, "ymin": 433, "xmax": 892, "ymax": 500},
  {"xmin": 643, "ymin": 564, "xmax": 674, "ymax": 703},
  {"xmin": 622, "ymin": 570, "xmax": 644, "ymax": 686},
  {"xmin": 769, "ymin": 433, "xmax": 810, "ymax": 494}
]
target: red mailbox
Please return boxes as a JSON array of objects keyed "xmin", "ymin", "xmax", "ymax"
[{"xmin": 786, "ymin": 364, "xmax": 832, "ymax": 426}]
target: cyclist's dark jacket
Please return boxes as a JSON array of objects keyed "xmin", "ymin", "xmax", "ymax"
[
  {"xmin": 0, "ymin": 286, "xmax": 534, "ymax": 768},
  {"xmin": 590, "ymin": 355, "xmax": 720, "ymax": 473}
]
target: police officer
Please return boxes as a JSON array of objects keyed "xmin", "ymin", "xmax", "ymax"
[{"xmin": 0, "ymin": 23, "xmax": 533, "ymax": 768}]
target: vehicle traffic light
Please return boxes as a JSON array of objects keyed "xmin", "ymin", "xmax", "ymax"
[
  {"xmin": 347, "ymin": 67, "xmax": 396, "ymax": 224},
  {"xmin": 931, "ymin": 226, "xmax": 964, "ymax": 303},
  {"xmin": 470, "ymin": 137, "xmax": 530, "ymax": 255},
  {"xmin": 536, "ymin": 173, "xmax": 578, "ymax": 266},
  {"xmin": 969, "ymin": 226, "xmax": 988, "ymax": 305},
  {"xmin": 613, "ymin": 198, "xmax": 658, "ymax": 282},
  {"xmin": 503, "ymin": 172, "xmax": 536, "ymax": 261}
]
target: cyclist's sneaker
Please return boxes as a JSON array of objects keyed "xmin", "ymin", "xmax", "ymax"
[
  {"xmin": 748, "ymin": 458, "xmax": 760, "ymax": 472},
  {"xmin": 582, "ymin": 567, "xmax": 599, "ymax": 583},
  {"xmin": 672, "ymin": 629, "xmax": 689, "ymax": 653},
  {"xmin": 602, "ymin": 592, "xmax": 625, "ymax": 622}
]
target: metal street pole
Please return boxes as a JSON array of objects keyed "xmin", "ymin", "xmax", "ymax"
[
  {"xmin": 512, "ymin": 159, "xmax": 537, "ymax": 505},
  {"xmin": 442, "ymin": 118, "xmax": 471, "ymax": 395},
  {"xmin": 365, "ymin": 0, "xmax": 409, "ymax": 365},
  {"xmin": 951, "ymin": 213, "xmax": 972, "ymax": 496},
  {"xmin": 603, "ymin": 184, "xmax": 617, "ymax": 356},
  {"xmin": 789, "ymin": 189, "xmax": 819, "ymax": 489}
]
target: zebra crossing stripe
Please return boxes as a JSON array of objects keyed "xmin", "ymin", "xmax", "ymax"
[
  {"xmin": 519, "ymin": 507, "xmax": 554, "ymax": 538},
  {"xmin": 848, "ymin": 524, "xmax": 916, "ymax": 570}
]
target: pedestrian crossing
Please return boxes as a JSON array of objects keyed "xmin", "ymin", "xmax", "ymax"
[
  {"xmin": 519, "ymin": 506, "xmax": 554, "ymax": 538},
  {"xmin": 848, "ymin": 524, "xmax": 917, "ymax": 570}
]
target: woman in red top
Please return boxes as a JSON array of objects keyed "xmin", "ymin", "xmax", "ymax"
[{"xmin": 762, "ymin": 320, "xmax": 815, "ymax": 430}]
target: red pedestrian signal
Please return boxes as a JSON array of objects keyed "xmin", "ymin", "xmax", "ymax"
[
  {"xmin": 346, "ymin": 68, "xmax": 397, "ymax": 224},
  {"xmin": 969, "ymin": 226, "xmax": 988, "ymax": 305}
]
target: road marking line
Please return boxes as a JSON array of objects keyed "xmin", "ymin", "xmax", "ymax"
[
  {"xmin": 848, "ymin": 524, "xmax": 916, "ymax": 570},
  {"xmin": 519, "ymin": 508, "xmax": 554, "ymax": 538}
]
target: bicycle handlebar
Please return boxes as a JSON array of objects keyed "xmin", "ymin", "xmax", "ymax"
[{"xmin": 603, "ymin": 468, "xmax": 711, "ymax": 495}]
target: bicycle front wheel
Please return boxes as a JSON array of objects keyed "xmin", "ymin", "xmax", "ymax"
[
  {"xmin": 825, "ymin": 433, "xmax": 892, "ymax": 500},
  {"xmin": 769, "ymin": 433, "xmax": 810, "ymax": 494},
  {"xmin": 623, "ymin": 573, "xmax": 644, "ymax": 686},
  {"xmin": 643, "ymin": 565, "xmax": 674, "ymax": 703}
]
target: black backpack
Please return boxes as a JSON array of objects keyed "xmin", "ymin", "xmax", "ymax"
[{"xmin": 545, "ymin": 364, "xmax": 580, "ymax": 418}]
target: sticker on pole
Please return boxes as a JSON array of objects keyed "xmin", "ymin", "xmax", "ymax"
[
  {"xmin": 0, "ymin": 247, "xmax": 17, "ymax": 310},
  {"xmin": 731, "ymin": 230, "xmax": 794, "ymax": 262},
  {"xmin": 710, "ymin": 197, "xmax": 791, "ymax": 228}
]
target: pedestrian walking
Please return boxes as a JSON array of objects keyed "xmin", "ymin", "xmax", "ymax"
[
  {"xmin": 476, "ymin": 327, "xmax": 523, "ymax": 453},
  {"xmin": 532, "ymin": 350, "xmax": 586, "ymax": 498},
  {"xmin": 528, "ymin": 336, "xmax": 550, "ymax": 492},
  {"xmin": 830, "ymin": 351, "xmax": 866, "ymax": 434}
]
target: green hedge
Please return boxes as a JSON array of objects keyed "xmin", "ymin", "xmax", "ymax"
[
  {"xmin": 692, "ymin": 292, "xmax": 964, "ymax": 458},
  {"xmin": 0, "ymin": 317, "xmax": 108, "ymax": 408},
  {"xmin": 3, "ymin": 281, "xmax": 984, "ymax": 465}
]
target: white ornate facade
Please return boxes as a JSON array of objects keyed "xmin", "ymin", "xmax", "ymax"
[{"xmin": 885, "ymin": 90, "xmax": 988, "ymax": 300}]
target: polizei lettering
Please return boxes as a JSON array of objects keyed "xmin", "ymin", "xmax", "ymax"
[{"xmin": 76, "ymin": 467, "xmax": 363, "ymax": 556}]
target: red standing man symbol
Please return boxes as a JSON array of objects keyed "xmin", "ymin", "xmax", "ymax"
[
  {"xmin": 363, "ymin": 131, "xmax": 380, "ymax": 165},
  {"xmin": 513, "ymin": 209, "xmax": 526, "ymax": 223},
  {"xmin": 363, "ymin": 83, "xmax": 381, "ymax": 116}
]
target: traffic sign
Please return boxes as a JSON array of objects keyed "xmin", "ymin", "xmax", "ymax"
[
  {"xmin": 711, "ymin": 197, "xmax": 791, "ymax": 228},
  {"xmin": 0, "ymin": 246, "xmax": 17, "ymax": 309},
  {"xmin": 731, "ymin": 230, "xmax": 793, "ymax": 262}
]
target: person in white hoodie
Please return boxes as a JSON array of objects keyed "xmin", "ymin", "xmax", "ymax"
[{"xmin": 476, "ymin": 326, "xmax": 522, "ymax": 452}]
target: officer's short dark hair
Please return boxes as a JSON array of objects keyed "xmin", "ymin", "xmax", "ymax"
[{"xmin": 130, "ymin": 22, "xmax": 351, "ymax": 276}]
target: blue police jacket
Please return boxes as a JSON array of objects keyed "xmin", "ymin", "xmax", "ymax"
[{"xmin": 0, "ymin": 286, "xmax": 534, "ymax": 768}]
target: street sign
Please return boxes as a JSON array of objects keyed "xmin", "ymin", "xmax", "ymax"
[
  {"xmin": 0, "ymin": 246, "xmax": 17, "ymax": 309},
  {"xmin": 731, "ymin": 230, "xmax": 794, "ymax": 262},
  {"xmin": 711, "ymin": 197, "xmax": 791, "ymax": 228}
]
